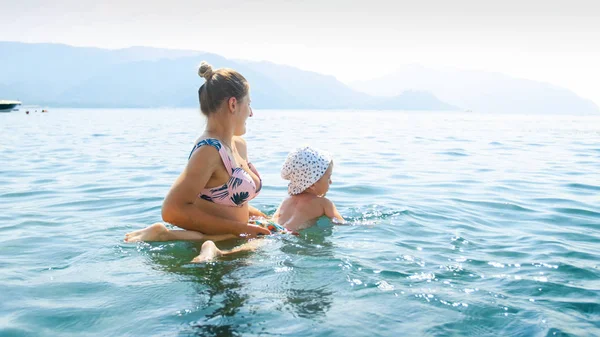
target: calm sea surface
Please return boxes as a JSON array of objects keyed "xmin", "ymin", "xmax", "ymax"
[{"xmin": 1, "ymin": 109, "xmax": 599, "ymax": 336}]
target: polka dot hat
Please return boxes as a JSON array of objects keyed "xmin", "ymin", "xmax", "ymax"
[{"xmin": 281, "ymin": 146, "xmax": 332, "ymax": 195}]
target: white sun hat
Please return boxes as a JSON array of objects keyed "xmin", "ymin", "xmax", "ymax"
[{"xmin": 281, "ymin": 146, "xmax": 332, "ymax": 195}]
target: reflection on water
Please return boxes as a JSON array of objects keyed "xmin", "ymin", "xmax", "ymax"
[
  {"xmin": 140, "ymin": 224, "xmax": 338, "ymax": 336},
  {"xmin": 143, "ymin": 241, "xmax": 255, "ymax": 336},
  {"xmin": 284, "ymin": 288, "xmax": 333, "ymax": 319}
]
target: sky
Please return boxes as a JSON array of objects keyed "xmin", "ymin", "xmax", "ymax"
[{"xmin": 1, "ymin": 0, "xmax": 599, "ymax": 104}]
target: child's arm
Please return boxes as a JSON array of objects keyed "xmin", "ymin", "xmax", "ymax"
[
  {"xmin": 272, "ymin": 203, "xmax": 282, "ymax": 220},
  {"xmin": 322, "ymin": 198, "xmax": 345, "ymax": 224}
]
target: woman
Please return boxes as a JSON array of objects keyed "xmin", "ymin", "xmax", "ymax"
[{"xmin": 125, "ymin": 61, "xmax": 271, "ymax": 243}]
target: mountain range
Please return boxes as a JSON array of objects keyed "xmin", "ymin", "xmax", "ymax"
[
  {"xmin": 1, "ymin": 42, "xmax": 597, "ymax": 114},
  {"xmin": 0, "ymin": 42, "xmax": 456, "ymax": 110},
  {"xmin": 351, "ymin": 64, "xmax": 599, "ymax": 115}
]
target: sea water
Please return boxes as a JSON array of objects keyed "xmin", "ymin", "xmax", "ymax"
[{"xmin": 1, "ymin": 109, "xmax": 599, "ymax": 336}]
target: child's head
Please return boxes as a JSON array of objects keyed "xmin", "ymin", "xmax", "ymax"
[{"xmin": 281, "ymin": 146, "xmax": 333, "ymax": 196}]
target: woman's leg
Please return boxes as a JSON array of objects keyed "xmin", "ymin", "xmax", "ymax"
[
  {"xmin": 191, "ymin": 239, "xmax": 267, "ymax": 263},
  {"xmin": 124, "ymin": 223, "xmax": 237, "ymax": 243}
]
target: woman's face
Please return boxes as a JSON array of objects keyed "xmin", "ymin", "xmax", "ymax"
[{"xmin": 233, "ymin": 93, "xmax": 253, "ymax": 136}]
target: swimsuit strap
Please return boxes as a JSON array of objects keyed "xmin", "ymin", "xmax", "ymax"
[{"xmin": 188, "ymin": 138, "xmax": 234, "ymax": 174}]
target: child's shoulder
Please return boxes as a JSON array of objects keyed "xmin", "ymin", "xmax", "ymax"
[
  {"xmin": 317, "ymin": 196, "xmax": 335, "ymax": 208},
  {"xmin": 302, "ymin": 195, "xmax": 334, "ymax": 211},
  {"xmin": 287, "ymin": 193, "xmax": 326, "ymax": 208}
]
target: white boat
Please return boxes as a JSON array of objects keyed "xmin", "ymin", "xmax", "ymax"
[{"xmin": 0, "ymin": 100, "xmax": 22, "ymax": 112}]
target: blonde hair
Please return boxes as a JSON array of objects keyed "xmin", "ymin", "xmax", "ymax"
[{"xmin": 197, "ymin": 61, "xmax": 249, "ymax": 116}]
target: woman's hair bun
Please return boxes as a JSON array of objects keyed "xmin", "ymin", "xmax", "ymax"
[{"xmin": 198, "ymin": 61, "xmax": 214, "ymax": 80}]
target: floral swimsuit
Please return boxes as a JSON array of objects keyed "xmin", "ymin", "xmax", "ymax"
[{"xmin": 189, "ymin": 138, "xmax": 262, "ymax": 207}]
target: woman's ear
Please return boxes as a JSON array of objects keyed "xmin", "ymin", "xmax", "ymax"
[{"xmin": 228, "ymin": 97, "xmax": 237, "ymax": 113}]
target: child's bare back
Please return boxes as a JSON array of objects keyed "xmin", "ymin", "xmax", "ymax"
[{"xmin": 273, "ymin": 194, "xmax": 329, "ymax": 231}]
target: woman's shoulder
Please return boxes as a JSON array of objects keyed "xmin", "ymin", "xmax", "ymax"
[
  {"xmin": 233, "ymin": 136, "xmax": 247, "ymax": 145},
  {"xmin": 233, "ymin": 136, "xmax": 248, "ymax": 159},
  {"xmin": 188, "ymin": 138, "xmax": 223, "ymax": 166},
  {"xmin": 193, "ymin": 137, "xmax": 224, "ymax": 149},
  {"xmin": 233, "ymin": 136, "xmax": 247, "ymax": 149}
]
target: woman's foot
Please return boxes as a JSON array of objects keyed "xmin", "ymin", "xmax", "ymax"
[
  {"xmin": 191, "ymin": 241, "xmax": 223, "ymax": 263},
  {"xmin": 124, "ymin": 223, "xmax": 169, "ymax": 242}
]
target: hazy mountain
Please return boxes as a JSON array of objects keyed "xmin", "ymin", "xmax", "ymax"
[
  {"xmin": 350, "ymin": 64, "xmax": 599, "ymax": 115},
  {"xmin": 0, "ymin": 42, "xmax": 457, "ymax": 110}
]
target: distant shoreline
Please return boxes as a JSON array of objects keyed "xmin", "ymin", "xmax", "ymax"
[{"xmin": 10, "ymin": 107, "xmax": 599, "ymax": 116}]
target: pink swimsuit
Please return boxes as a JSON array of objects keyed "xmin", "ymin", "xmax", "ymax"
[{"xmin": 188, "ymin": 138, "xmax": 262, "ymax": 207}]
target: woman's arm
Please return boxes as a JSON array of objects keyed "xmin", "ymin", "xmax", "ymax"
[
  {"xmin": 248, "ymin": 205, "xmax": 267, "ymax": 218},
  {"xmin": 162, "ymin": 145, "xmax": 270, "ymax": 237}
]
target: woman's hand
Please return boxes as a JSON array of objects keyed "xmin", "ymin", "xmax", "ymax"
[
  {"xmin": 239, "ymin": 224, "xmax": 271, "ymax": 239},
  {"xmin": 248, "ymin": 205, "xmax": 267, "ymax": 219}
]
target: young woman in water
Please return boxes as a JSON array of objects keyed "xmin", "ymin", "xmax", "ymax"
[{"xmin": 124, "ymin": 61, "xmax": 271, "ymax": 243}]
